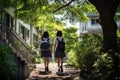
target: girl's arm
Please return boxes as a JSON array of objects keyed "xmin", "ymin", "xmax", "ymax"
[
  {"xmin": 40, "ymin": 39, "xmax": 42, "ymax": 53},
  {"xmin": 53, "ymin": 38, "xmax": 57, "ymax": 54}
]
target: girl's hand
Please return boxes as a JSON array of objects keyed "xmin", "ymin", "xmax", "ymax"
[{"xmin": 40, "ymin": 49, "xmax": 42, "ymax": 53}]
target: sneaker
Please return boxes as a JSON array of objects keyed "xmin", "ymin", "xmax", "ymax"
[
  {"xmin": 60, "ymin": 65, "xmax": 63, "ymax": 72},
  {"xmin": 58, "ymin": 68, "xmax": 60, "ymax": 72},
  {"xmin": 45, "ymin": 67, "xmax": 47, "ymax": 72},
  {"xmin": 46, "ymin": 66, "xmax": 49, "ymax": 72},
  {"xmin": 45, "ymin": 66, "xmax": 49, "ymax": 72}
]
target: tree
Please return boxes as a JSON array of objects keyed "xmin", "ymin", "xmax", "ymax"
[
  {"xmin": 1, "ymin": 0, "xmax": 120, "ymax": 78},
  {"xmin": 87, "ymin": 1, "xmax": 120, "ymax": 79},
  {"xmin": 88, "ymin": 0, "xmax": 120, "ymax": 51},
  {"xmin": 64, "ymin": 27, "xmax": 79, "ymax": 53},
  {"xmin": 53, "ymin": 0, "xmax": 120, "ymax": 78},
  {"xmin": 1, "ymin": 1, "xmax": 120, "ymax": 50},
  {"xmin": 52, "ymin": 0, "xmax": 120, "ymax": 51}
]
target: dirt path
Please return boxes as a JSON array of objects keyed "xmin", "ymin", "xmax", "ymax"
[{"xmin": 27, "ymin": 63, "xmax": 80, "ymax": 80}]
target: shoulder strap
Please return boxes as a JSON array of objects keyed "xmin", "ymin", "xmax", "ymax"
[
  {"xmin": 47, "ymin": 38, "xmax": 50, "ymax": 43},
  {"xmin": 42, "ymin": 38, "xmax": 44, "ymax": 41},
  {"xmin": 47, "ymin": 38, "xmax": 50, "ymax": 41},
  {"xmin": 42, "ymin": 38, "xmax": 49, "ymax": 41},
  {"xmin": 57, "ymin": 38, "xmax": 59, "ymax": 42},
  {"xmin": 62, "ymin": 38, "xmax": 64, "ymax": 41},
  {"xmin": 57, "ymin": 38, "xmax": 63, "ymax": 42}
]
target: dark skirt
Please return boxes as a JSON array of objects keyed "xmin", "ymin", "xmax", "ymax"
[
  {"xmin": 41, "ymin": 50, "xmax": 52, "ymax": 57},
  {"xmin": 55, "ymin": 49, "xmax": 66, "ymax": 58}
]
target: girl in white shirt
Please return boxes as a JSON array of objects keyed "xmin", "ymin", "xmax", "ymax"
[
  {"xmin": 40, "ymin": 31, "xmax": 52, "ymax": 72},
  {"xmin": 54, "ymin": 31, "xmax": 66, "ymax": 72}
]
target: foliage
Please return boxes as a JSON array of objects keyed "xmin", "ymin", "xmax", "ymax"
[
  {"xmin": 35, "ymin": 52, "xmax": 43, "ymax": 64},
  {"xmin": 67, "ymin": 50, "xmax": 78, "ymax": 66},
  {"xmin": 64, "ymin": 27, "xmax": 79, "ymax": 53},
  {"xmin": 0, "ymin": 43, "xmax": 16, "ymax": 80},
  {"xmin": 80, "ymin": 52, "xmax": 116, "ymax": 80},
  {"xmin": 0, "ymin": 0, "xmax": 97, "ymax": 28},
  {"xmin": 115, "ymin": 2, "xmax": 120, "ymax": 12},
  {"xmin": 67, "ymin": 33, "xmax": 120, "ymax": 80},
  {"xmin": 68, "ymin": 34, "xmax": 102, "ymax": 67},
  {"xmin": 92, "ymin": 53, "xmax": 114, "ymax": 80},
  {"xmin": 67, "ymin": 34, "xmax": 104, "ymax": 79},
  {"xmin": 117, "ymin": 30, "xmax": 120, "ymax": 49}
]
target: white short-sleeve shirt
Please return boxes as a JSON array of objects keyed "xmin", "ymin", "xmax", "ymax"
[
  {"xmin": 40, "ymin": 38, "xmax": 51, "ymax": 44},
  {"xmin": 54, "ymin": 37, "xmax": 65, "ymax": 47}
]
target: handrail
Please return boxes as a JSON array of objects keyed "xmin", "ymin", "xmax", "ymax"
[
  {"xmin": 0, "ymin": 22, "xmax": 31, "ymax": 50},
  {"xmin": 10, "ymin": 29, "xmax": 31, "ymax": 50}
]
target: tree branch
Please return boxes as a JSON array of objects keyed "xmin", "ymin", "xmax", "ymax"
[
  {"xmin": 85, "ymin": 0, "xmax": 90, "ymax": 4},
  {"xmin": 53, "ymin": 0, "xmax": 75, "ymax": 13},
  {"xmin": 88, "ymin": 0, "xmax": 96, "ymax": 5}
]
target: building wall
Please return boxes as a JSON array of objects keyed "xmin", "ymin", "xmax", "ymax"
[
  {"xmin": 0, "ymin": 7, "xmax": 37, "ymax": 79},
  {"xmin": 4, "ymin": 7, "xmax": 15, "ymax": 17},
  {"xmin": 4, "ymin": 7, "xmax": 38, "ymax": 47},
  {"xmin": 79, "ymin": 14, "xmax": 120, "ymax": 34}
]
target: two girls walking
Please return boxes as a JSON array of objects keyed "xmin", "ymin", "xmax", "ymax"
[{"xmin": 40, "ymin": 30, "xmax": 66, "ymax": 73}]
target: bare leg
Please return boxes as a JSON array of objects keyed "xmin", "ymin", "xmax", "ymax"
[
  {"xmin": 44, "ymin": 57, "xmax": 49, "ymax": 72},
  {"xmin": 60, "ymin": 58, "xmax": 63, "ymax": 66},
  {"xmin": 46, "ymin": 58, "xmax": 49, "ymax": 67},
  {"xmin": 57, "ymin": 58, "xmax": 60, "ymax": 72},
  {"xmin": 44, "ymin": 57, "xmax": 47, "ymax": 71},
  {"xmin": 60, "ymin": 58, "xmax": 63, "ymax": 72},
  {"xmin": 46, "ymin": 58, "xmax": 49, "ymax": 71},
  {"xmin": 44, "ymin": 57, "xmax": 47, "ymax": 67}
]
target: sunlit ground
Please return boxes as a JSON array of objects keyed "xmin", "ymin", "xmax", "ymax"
[{"xmin": 27, "ymin": 62, "xmax": 80, "ymax": 80}]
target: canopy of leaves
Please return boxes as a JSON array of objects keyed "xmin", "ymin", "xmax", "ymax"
[
  {"xmin": 0, "ymin": 0, "xmax": 97, "ymax": 28},
  {"xmin": 64, "ymin": 27, "xmax": 79, "ymax": 53}
]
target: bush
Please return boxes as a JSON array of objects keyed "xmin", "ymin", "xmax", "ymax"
[
  {"xmin": 0, "ymin": 43, "xmax": 16, "ymax": 80},
  {"xmin": 67, "ymin": 34, "xmax": 103, "ymax": 79},
  {"xmin": 93, "ymin": 53, "xmax": 115, "ymax": 80}
]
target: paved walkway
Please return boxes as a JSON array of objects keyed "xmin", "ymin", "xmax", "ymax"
[{"xmin": 27, "ymin": 63, "xmax": 80, "ymax": 80}]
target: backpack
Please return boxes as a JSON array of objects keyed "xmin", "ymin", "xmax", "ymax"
[
  {"xmin": 57, "ymin": 38, "xmax": 65, "ymax": 51},
  {"xmin": 40, "ymin": 38, "xmax": 50, "ymax": 50}
]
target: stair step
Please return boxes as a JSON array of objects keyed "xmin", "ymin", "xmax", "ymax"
[
  {"xmin": 6, "ymin": 39, "xmax": 8, "ymax": 44},
  {"xmin": 9, "ymin": 43, "xmax": 12, "ymax": 47}
]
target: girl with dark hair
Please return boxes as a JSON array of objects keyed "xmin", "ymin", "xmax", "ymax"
[
  {"xmin": 40, "ymin": 31, "xmax": 52, "ymax": 72},
  {"xmin": 54, "ymin": 30, "xmax": 66, "ymax": 72}
]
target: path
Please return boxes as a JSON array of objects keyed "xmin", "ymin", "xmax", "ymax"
[{"xmin": 26, "ymin": 63, "xmax": 80, "ymax": 80}]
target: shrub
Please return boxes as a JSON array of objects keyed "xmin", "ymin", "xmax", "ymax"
[{"xmin": 0, "ymin": 43, "xmax": 16, "ymax": 80}]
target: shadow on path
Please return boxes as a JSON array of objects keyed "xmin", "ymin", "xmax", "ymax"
[{"xmin": 26, "ymin": 63, "xmax": 80, "ymax": 80}]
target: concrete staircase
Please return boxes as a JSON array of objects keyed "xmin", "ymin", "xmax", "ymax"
[{"xmin": 0, "ymin": 22, "xmax": 36, "ymax": 80}]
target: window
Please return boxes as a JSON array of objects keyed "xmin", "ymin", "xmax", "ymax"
[
  {"xmin": 33, "ymin": 34, "xmax": 37, "ymax": 42},
  {"xmin": 10, "ymin": 17, "xmax": 14, "ymax": 28},
  {"xmin": 24, "ymin": 28, "xmax": 29, "ymax": 38},
  {"xmin": 19, "ymin": 24, "xmax": 29, "ymax": 40},
  {"xmin": 5, "ymin": 13, "xmax": 10, "ymax": 27},
  {"xmin": 91, "ymin": 19, "xmax": 97, "ymax": 25},
  {"xmin": 0, "ymin": 10, "xmax": 5, "ymax": 23},
  {"xmin": 33, "ymin": 34, "xmax": 38, "ymax": 48}
]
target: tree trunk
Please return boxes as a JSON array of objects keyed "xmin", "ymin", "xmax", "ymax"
[
  {"xmin": 99, "ymin": 12, "xmax": 118, "ymax": 51},
  {"xmin": 99, "ymin": 8, "xmax": 119, "ymax": 79},
  {"xmin": 88, "ymin": 0, "xmax": 120, "ymax": 79},
  {"xmin": 88, "ymin": 0, "xmax": 119, "ymax": 52}
]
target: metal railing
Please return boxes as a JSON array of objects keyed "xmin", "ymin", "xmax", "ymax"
[{"xmin": 0, "ymin": 22, "xmax": 35, "ymax": 64}]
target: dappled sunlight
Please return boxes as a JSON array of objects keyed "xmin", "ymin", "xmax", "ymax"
[{"xmin": 27, "ymin": 63, "xmax": 80, "ymax": 80}]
